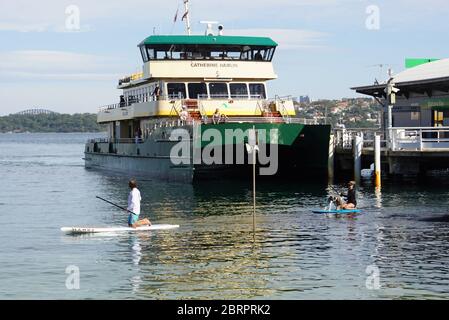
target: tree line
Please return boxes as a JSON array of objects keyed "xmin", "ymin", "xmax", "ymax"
[{"xmin": 0, "ymin": 113, "xmax": 105, "ymax": 133}]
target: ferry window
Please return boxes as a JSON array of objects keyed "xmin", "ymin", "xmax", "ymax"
[
  {"xmin": 192, "ymin": 51, "xmax": 204, "ymax": 59},
  {"xmin": 249, "ymin": 84, "xmax": 266, "ymax": 99},
  {"xmin": 167, "ymin": 83, "xmax": 187, "ymax": 99},
  {"xmin": 171, "ymin": 51, "xmax": 181, "ymax": 59},
  {"xmin": 226, "ymin": 51, "xmax": 240, "ymax": 59},
  {"xmin": 240, "ymin": 46, "xmax": 252, "ymax": 60},
  {"xmin": 168, "ymin": 45, "xmax": 181, "ymax": 59},
  {"xmin": 188, "ymin": 83, "xmax": 207, "ymax": 99},
  {"xmin": 156, "ymin": 51, "xmax": 169, "ymax": 59},
  {"xmin": 230, "ymin": 83, "xmax": 248, "ymax": 99},
  {"xmin": 140, "ymin": 47, "xmax": 149, "ymax": 62},
  {"xmin": 268, "ymin": 48, "xmax": 275, "ymax": 61},
  {"xmin": 253, "ymin": 50, "xmax": 264, "ymax": 61},
  {"xmin": 207, "ymin": 50, "xmax": 225, "ymax": 59},
  {"xmin": 209, "ymin": 83, "xmax": 228, "ymax": 98},
  {"xmin": 146, "ymin": 48, "xmax": 155, "ymax": 60}
]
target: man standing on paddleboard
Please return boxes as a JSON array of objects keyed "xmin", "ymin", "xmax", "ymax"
[{"xmin": 127, "ymin": 179, "xmax": 151, "ymax": 228}]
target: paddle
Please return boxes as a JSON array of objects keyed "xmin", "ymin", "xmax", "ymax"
[
  {"xmin": 328, "ymin": 185, "xmax": 342, "ymax": 197},
  {"xmin": 96, "ymin": 196, "xmax": 152, "ymax": 227},
  {"xmin": 326, "ymin": 185, "xmax": 345, "ymax": 211},
  {"xmin": 96, "ymin": 196, "xmax": 135, "ymax": 215}
]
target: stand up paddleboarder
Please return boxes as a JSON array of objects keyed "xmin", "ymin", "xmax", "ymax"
[
  {"xmin": 335, "ymin": 181, "xmax": 357, "ymax": 210},
  {"xmin": 127, "ymin": 179, "xmax": 151, "ymax": 228}
]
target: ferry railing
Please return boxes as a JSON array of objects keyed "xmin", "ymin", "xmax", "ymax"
[
  {"xmin": 99, "ymin": 101, "xmax": 133, "ymax": 112},
  {"xmin": 197, "ymin": 100, "xmax": 209, "ymax": 124},
  {"xmin": 87, "ymin": 118, "xmax": 199, "ymax": 145},
  {"xmin": 169, "ymin": 99, "xmax": 183, "ymax": 118},
  {"xmin": 220, "ymin": 117, "xmax": 284, "ymax": 124},
  {"xmin": 196, "ymin": 94, "xmax": 263, "ymax": 100},
  {"xmin": 87, "ymin": 138, "xmax": 138, "ymax": 144},
  {"xmin": 274, "ymin": 95, "xmax": 292, "ymax": 123},
  {"xmin": 215, "ymin": 117, "xmax": 325, "ymax": 125},
  {"xmin": 255, "ymin": 100, "xmax": 267, "ymax": 116},
  {"xmin": 99, "ymin": 94, "xmax": 179, "ymax": 112},
  {"xmin": 167, "ymin": 93, "xmax": 185, "ymax": 100},
  {"xmin": 198, "ymin": 94, "xmax": 229, "ymax": 100}
]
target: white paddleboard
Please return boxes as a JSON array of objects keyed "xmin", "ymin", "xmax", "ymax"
[{"xmin": 61, "ymin": 224, "xmax": 179, "ymax": 234}]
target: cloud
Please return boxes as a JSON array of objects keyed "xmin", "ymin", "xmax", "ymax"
[
  {"xmin": 0, "ymin": 22, "xmax": 51, "ymax": 33},
  {"xmin": 0, "ymin": 21, "xmax": 88, "ymax": 34},
  {"xmin": 2, "ymin": 0, "xmax": 449, "ymax": 34},
  {"xmin": 0, "ymin": 0, "xmax": 358, "ymax": 33},
  {"xmin": 0, "ymin": 50, "xmax": 126, "ymax": 81}
]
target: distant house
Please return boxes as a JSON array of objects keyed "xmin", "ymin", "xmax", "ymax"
[{"xmin": 336, "ymin": 101, "xmax": 349, "ymax": 109}]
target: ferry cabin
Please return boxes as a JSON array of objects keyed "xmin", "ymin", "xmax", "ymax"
[{"xmin": 97, "ymin": 35, "xmax": 296, "ymax": 140}]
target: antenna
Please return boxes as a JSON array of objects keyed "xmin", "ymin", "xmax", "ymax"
[
  {"xmin": 388, "ymin": 68, "xmax": 394, "ymax": 78},
  {"xmin": 183, "ymin": 0, "xmax": 192, "ymax": 35},
  {"xmin": 367, "ymin": 64, "xmax": 392, "ymax": 84},
  {"xmin": 199, "ymin": 21, "xmax": 218, "ymax": 36}
]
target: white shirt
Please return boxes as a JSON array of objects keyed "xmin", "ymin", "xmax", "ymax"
[{"xmin": 127, "ymin": 188, "xmax": 141, "ymax": 215}]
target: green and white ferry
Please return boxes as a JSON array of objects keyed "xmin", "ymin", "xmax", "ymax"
[{"xmin": 84, "ymin": 6, "xmax": 331, "ymax": 182}]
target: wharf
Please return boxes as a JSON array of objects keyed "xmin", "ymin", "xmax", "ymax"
[{"xmin": 331, "ymin": 127, "xmax": 449, "ymax": 177}]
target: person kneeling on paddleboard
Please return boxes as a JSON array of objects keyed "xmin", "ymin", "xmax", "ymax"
[
  {"xmin": 335, "ymin": 181, "xmax": 357, "ymax": 210},
  {"xmin": 127, "ymin": 179, "xmax": 151, "ymax": 228}
]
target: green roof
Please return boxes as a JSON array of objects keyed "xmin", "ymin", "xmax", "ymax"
[{"xmin": 139, "ymin": 35, "xmax": 278, "ymax": 47}]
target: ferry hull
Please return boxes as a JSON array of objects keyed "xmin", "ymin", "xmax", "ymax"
[
  {"xmin": 85, "ymin": 123, "xmax": 331, "ymax": 183},
  {"xmin": 85, "ymin": 152, "xmax": 194, "ymax": 182}
]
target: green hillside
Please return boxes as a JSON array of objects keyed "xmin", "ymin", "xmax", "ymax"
[{"xmin": 0, "ymin": 113, "xmax": 105, "ymax": 133}]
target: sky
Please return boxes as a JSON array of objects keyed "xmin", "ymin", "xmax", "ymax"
[{"xmin": 1, "ymin": 0, "xmax": 449, "ymax": 115}]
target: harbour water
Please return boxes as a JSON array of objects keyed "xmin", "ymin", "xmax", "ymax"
[{"xmin": 0, "ymin": 133, "xmax": 448, "ymax": 299}]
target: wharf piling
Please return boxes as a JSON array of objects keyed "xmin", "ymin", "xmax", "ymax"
[
  {"xmin": 353, "ymin": 135, "xmax": 363, "ymax": 184},
  {"xmin": 374, "ymin": 134, "xmax": 381, "ymax": 188},
  {"xmin": 328, "ymin": 134, "xmax": 335, "ymax": 184}
]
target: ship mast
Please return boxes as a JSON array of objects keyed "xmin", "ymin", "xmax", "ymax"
[{"xmin": 183, "ymin": 0, "xmax": 192, "ymax": 35}]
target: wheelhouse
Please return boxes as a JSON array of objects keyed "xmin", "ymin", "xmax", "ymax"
[{"xmin": 138, "ymin": 35, "xmax": 277, "ymax": 62}]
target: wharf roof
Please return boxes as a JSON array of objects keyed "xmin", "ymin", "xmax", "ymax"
[{"xmin": 352, "ymin": 58, "xmax": 449, "ymax": 99}]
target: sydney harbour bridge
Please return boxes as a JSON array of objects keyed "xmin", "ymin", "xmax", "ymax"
[{"xmin": 15, "ymin": 109, "xmax": 58, "ymax": 115}]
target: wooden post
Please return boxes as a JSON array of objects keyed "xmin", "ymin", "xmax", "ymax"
[
  {"xmin": 353, "ymin": 135, "xmax": 362, "ymax": 184},
  {"xmin": 374, "ymin": 134, "xmax": 381, "ymax": 189}
]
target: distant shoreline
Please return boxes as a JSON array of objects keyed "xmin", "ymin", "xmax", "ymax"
[{"xmin": 0, "ymin": 113, "xmax": 105, "ymax": 133}]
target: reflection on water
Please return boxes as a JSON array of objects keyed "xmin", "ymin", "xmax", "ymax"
[{"xmin": 0, "ymin": 133, "xmax": 449, "ymax": 299}]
